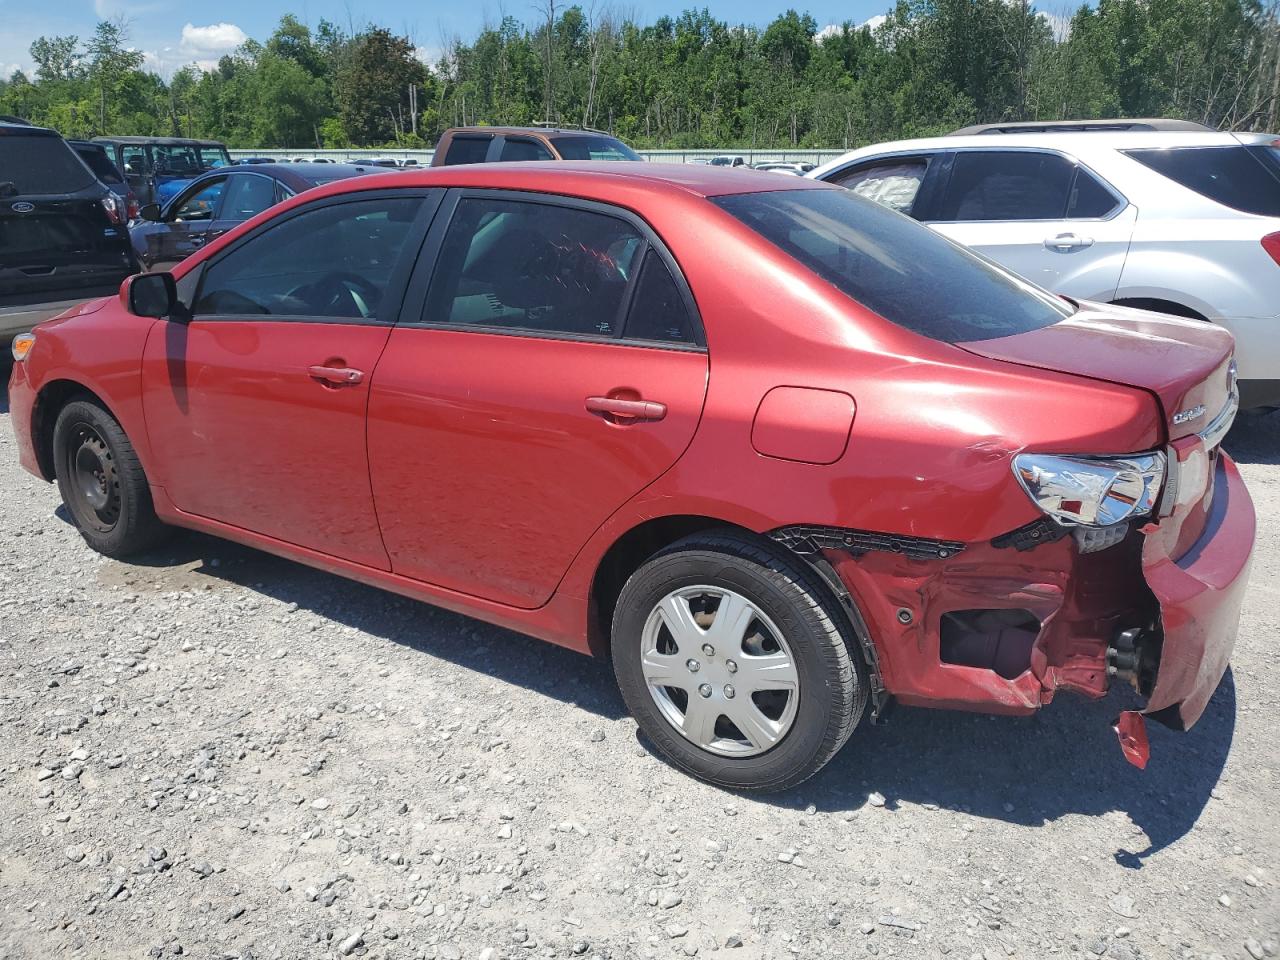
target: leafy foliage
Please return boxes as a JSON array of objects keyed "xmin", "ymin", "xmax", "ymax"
[{"xmin": 2, "ymin": 3, "xmax": 1277, "ymax": 149}]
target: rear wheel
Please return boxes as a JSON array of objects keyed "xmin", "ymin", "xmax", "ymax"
[
  {"xmin": 53, "ymin": 399, "xmax": 170, "ymax": 558},
  {"xmin": 612, "ymin": 532, "xmax": 868, "ymax": 791}
]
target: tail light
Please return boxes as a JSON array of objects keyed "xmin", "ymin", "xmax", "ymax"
[
  {"xmin": 100, "ymin": 194, "xmax": 123, "ymax": 225},
  {"xmin": 1263, "ymin": 232, "xmax": 1280, "ymax": 266},
  {"xmin": 126, "ymin": 194, "xmax": 139, "ymax": 222}
]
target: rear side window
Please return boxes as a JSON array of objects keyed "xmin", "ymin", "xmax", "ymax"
[
  {"xmin": 194, "ymin": 197, "xmax": 421, "ymax": 319},
  {"xmin": 499, "ymin": 138, "xmax": 553, "ymax": 162},
  {"xmin": 624, "ymin": 250, "xmax": 697, "ymax": 344},
  {"xmin": 172, "ymin": 180, "xmax": 226, "ymax": 222},
  {"xmin": 442, "ymin": 136, "xmax": 492, "ymax": 166},
  {"xmin": 937, "ymin": 151, "xmax": 1076, "ymax": 221},
  {"xmin": 423, "ymin": 197, "xmax": 644, "ymax": 337},
  {"xmin": 713, "ymin": 188, "xmax": 1073, "ymax": 343},
  {"xmin": 549, "ymin": 136, "xmax": 642, "ymax": 161},
  {"xmin": 1123, "ymin": 146, "xmax": 1280, "ymax": 216},
  {"xmin": 1066, "ymin": 168, "xmax": 1118, "ymax": 218},
  {"xmin": 0, "ymin": 133, "xmax": 95, "ymax": 194},
  {"xmin": 831, "ymin": 159, "xmax": 929, "ymax": 216}
]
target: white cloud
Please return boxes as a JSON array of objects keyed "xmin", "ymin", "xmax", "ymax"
[
  {"xmin": 179, "ymin": 22, "xmax": 247, "ymax": 57},
  {"xmin": 815, "ymin": 14, "xmax": 887, "ymax": 43},
  {"xmin": 1037, "ymin": 10, "xmax": 1071, "ymax": 40},
  {"xmin": 862, "ymin": 14, "xmax": 888, "ymax": 31},
  {"xmin": 414, "ymin": 45, "xmax": 446, "ymax": 67}
]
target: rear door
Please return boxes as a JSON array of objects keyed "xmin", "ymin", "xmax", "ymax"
[
  {"xmin": 367, "ymin": 190, "xmax": 709, "ymax": 609},
  {"xmin": 141, "ymin": 190, "xmax": 440, "ymax": 569},
  {"xmin": 925, "ymin": 149, "xmax": 1136, "ymax": 299},
  {"xmin": 0, "ymin": 129, "xmax": 134, "ymax": 312}
]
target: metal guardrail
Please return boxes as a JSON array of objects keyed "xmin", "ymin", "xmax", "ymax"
[{"xmin": 228, "ymin": 147, "xmax": 849, "ymax": 165}]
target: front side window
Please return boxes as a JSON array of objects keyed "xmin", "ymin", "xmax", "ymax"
[
  {"xmin": 172, "ymin": 179, "xmax": 226, "ymax": 222},
  {"xmin": 936, "ymin": 151, "xmax": 1076, "ymax": 221},
  {"xmin": 442, "ymin": 136, "xmax": 492, "ymax": 166},
  {"xmin": 219, "ymin": 174, "xmax": 277, "ymax": 221},
  {"xmin": 499, "ymin": 138, "xmax": 554, "ymax": 162},
  {"xmin": 423, "ymin": 197, "xmax": 644, "ymax": 337},
  {"xmin": 832, "ymin": 158, "xmax": 929, "ymax": 216},
  {"xmin": 714, "ymin": 188, "xmax": 1073, "ymax": 343},
  {"xmin": 549, "ymin": 136, "xmax": 642, "ymax": 161},
  {"xmin": 1123, "ymin": 145, "xmax": 1280, "ymax": 217},
  {"xmin": 194, "ymin": 196, "xmax": 422, "ymax": 319}
]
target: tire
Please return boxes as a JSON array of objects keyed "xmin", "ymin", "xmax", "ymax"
[
  {"xmin": 611, "ymin": 531, "xmax": 868, "ymax": 791},
  {"xmin": 53, "ymin": 398, "xmax": 170, "ymax": 558}
]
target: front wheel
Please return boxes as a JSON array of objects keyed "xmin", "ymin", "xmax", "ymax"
[
  {"xmin": 53, "ymin": 398, "xmax": 170, "ymax": 558},
  {"xmin": 611, "ymin": 532, "xmax": 868, "ymax": 791}
]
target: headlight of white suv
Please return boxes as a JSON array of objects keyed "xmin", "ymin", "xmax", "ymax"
[{"xmin": 1013, "ymin": 452, "xmax": 1166, "ymax": 527}]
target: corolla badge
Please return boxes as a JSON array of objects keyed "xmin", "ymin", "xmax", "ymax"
[
  {"xmin": 10, "ymin": 201, "xmax": 34, "ymax": 213},
  {"xmin": 1172, "ymin": 404, "xmax": 1207, "ymax": 425}
]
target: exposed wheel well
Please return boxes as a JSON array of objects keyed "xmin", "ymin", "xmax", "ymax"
[
  {"xmin": 32, "ymin": 380, "xmax": 106, "ymax": 481},
  {"xmin": 587, "ymin": 516, "xmax": 757, "ymax": 657},
  {"xmin": 1110, "ymin": 297, "xmax": 1208, "ymax": 322}
]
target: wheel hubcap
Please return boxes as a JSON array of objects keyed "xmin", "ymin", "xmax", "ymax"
[{"xmin": 640, "ymin": 585, "xmax": 800, "ymax": 757}]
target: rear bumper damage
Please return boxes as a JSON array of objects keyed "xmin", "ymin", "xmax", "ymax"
[{"xmin": 773, "ymin": 451, "xmax": 1253, "ymax": 766}]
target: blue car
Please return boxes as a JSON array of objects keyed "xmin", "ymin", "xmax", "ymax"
[{"xmin": 92, "ymin": 136, "xmax": 233, "ymax": 206}]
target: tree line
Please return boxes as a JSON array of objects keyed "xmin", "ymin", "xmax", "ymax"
[{"xmin": 2, "ymin": 0, "xmax": 1278, "ymax": 151}]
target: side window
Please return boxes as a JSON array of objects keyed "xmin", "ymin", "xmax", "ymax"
[
  {"xmin": 499, "ymin": 138, "xmax": 554, "ymax": 162},
  {"xmin": 831, "ymin": 158, "xmax": 929, "ymax": 216},
  {"xmin": 936, "ymin": 151, "xmax": 1076, "ymax": 222},
  {"xmin": 442, "ymin": 136, "xmax": 492, "ymax": 166},
  {"xmin": 423, "ymin": 197, "xmax": 644, "ymax": 338},
  {"xmin": 121, "ymin": 147, "xmax": 147, "ymax": 174},
  {"xmin": 1066, "ymin": 168, "xmax": 1120, "ymax": 218},
  {"xmin": 172, "ymin": 179, "xmax": 227, "ymax": 222},
  {"xmin": 220, "ymin": 174, "xmax": 277, "ymax": 221},
  {"xmin": 624, "ymin": 251, "xmax": 696, "ymax": 344},
  {"xmin": 194, "ymin": 197, "xmax": 422, "ymax": 319}
]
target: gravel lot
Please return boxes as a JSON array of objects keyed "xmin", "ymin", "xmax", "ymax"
[{"xmin": 0, "ymin": 373, "xmax": 1276, "ymax": 960}]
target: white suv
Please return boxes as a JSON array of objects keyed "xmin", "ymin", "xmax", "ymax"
[{"xmin": 810, "ymin": 127, "xmax": 1280, "ymax": 408}]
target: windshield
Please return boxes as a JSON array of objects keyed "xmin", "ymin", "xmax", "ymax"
[
  {"xmin": 713, "ymin": 188, "xmax": 1074, "ymax": 343},
  {"xmin": 0, "ymin": 133, "xmax": 96, "ymax": 194},
  {"xmin": 152, "ymin": 143, "xmax": 232, "ymax": 176},
  {"xmin": 549, "ymin": 135, "xmax": 641, "ymax": 161}
]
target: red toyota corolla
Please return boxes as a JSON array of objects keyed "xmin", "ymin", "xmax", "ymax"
[{"xmin": 8, "ymin": 164, "xmax": 1253, "ymax": 790}]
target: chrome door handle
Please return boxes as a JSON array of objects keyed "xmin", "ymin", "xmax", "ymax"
[
  {"xmin": 308, "ymin": 364, "xmax": 364, "ymax": 386},
  {"xmin": 1044, "ymin": 233, "xmax": 1094, "ymax": 250},
  {"xmin": 585, "ymin": 395, "xmax": 667, "ymax": 422}
]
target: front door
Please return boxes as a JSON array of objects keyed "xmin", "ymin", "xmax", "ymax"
[
  {"xmin": 925, "ymin": 149, "xmax": 1136, "ymax": 301},
  {"xmin": 141, "ymin": 191, "xmax": 437, "ymax": 569},
  {"xmin": 141, "ymin": 176, "xmax": 228, "ymax": 271},
  {"xmin": 367, "ymin": 191, "xmax": 709, "ymax": 608}
]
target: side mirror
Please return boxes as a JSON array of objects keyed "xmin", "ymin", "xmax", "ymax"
[
  {"xmin": 121, "ymin": 272, "xmax": 179, "ymax": 319},
  {"xmin": 139, "ymin": 202, "xmax": 162, "ymax": 222}
]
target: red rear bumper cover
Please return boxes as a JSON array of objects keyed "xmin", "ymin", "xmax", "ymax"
[{"xmin": 1141, "ymin": 451, "xmax": 1254, "ymax": 729}]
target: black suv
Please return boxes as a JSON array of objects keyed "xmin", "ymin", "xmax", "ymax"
[{"xmin": 1, "ymin": 121, "xmax": 137, "ymax": 348}]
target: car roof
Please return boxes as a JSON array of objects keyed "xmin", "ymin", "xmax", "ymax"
[
  {"xmin": 948, "ymin": 118, "xmax": 1215, "ymax": 135},
  {"xmin": 66, "ymin": 139, "xmax": 109, "ymax": 151},
  {"xmin": 92, "ymin": 136, "xmax": 227, "ymax": 147},
  {"xmin": 176, "ymin": 162, "xmax": 377, "ymax": 192},
  {"xmin": 0, "ymin": 120, "xmax": 59, "ymax": 137},
  {"xmin": 443, "ymin": 126, "xmax": 619, "ymax": 139},
  {"xmin": 822, "ymin": 129, "xmax": 1274, "ymax": 161},
  {"xmin": 303, "ymin": 161, "xmax": 832, "ymax": 203}
]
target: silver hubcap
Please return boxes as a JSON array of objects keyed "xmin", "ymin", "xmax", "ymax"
[{"xmin": 640, "ymin": 585, "xmax": 800, "ymax": 757}]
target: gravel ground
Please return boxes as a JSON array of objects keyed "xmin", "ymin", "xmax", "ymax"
[{"xmin": 0, "ymin": 375, "xmax": 1276, "ymax": 960}]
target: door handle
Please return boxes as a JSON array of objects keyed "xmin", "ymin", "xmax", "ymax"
[
  {"xmin": 1044, "ymin": 233, "xmax": 1094, "ymax": 250},
  {"xmin": 189, "ymin": 235, "xmax": 205, "ymax": 246},
  {"xmin": 585, "ymin": 395, "xmax": 667, "ymax": 422},
  {"xmin": 308, "ymin": 364, "xmax": 365, "ymax": 386}
]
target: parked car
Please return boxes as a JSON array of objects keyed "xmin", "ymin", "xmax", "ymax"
[
  {"xmin": 8, "ymin": 165, "xmax": 1251, "ymax": 789},
  {"xmin": 431, "ymin": 126, "xmax": 642, "ymax": 165},
  {"xmin": 709, "ymin": 155, "xmax": 746, "ymax": 167},
  {"xmin": 234, "ymin": 157, "xmax": 276, "ymax": 165},
  {"xmin": 93, "ymin": 137, "xmax": 232, "ymax": 207},
  {"xmin": 753, "ymin": 161, "xmax": 814, "ymax": 176},
  {"xmin": 810, "ymin": 124, "xmax": 1280, "ymax": 408},
  {"xmin": 0, "ymin": 120, "xmax": 137, "ymax": 348},
  {"xmin": 129, "ymin": 162, "xmax": 377, "ymax": 272},
  {"xmin": 67, "ymin": 139, "xmax": 140, "ymax": 222}
]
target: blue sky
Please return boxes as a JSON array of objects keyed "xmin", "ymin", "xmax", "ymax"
[{"xmin": 0, "ymin": 0, "xmax": 904, "ymax": 79}]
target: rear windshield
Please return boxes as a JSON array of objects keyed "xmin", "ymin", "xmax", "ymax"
[
  {"xmin": 1124, "ymin": 145, "xmax": 1280, "ymax": 216},
  {"xmin": 73, "ymin": 146, "xmax": 124, "ymax": 184},
  {"xmin": 713, "ymin": 188, "xmax": 1073, "ymax": 343},
  {"xmin": 549, "ymin": 136, "xmax": 641, "ymax": 161},
  {"xmin": 0, "ymin": 133, "xmax": 95, "ymax": 195}
]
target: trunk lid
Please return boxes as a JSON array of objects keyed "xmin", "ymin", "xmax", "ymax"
[{"xmin": 957, "ymin": 301, "xmax": 1235, "ymax": 441}]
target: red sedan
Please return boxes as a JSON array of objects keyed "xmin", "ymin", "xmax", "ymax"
[{"xmin": 7, "ymin": 164, "xmax": 1253, "ymax": 790}]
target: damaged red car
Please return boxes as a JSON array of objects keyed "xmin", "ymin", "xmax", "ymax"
[{"xmin": 7, "ymin": 165, "xmax": 1254, "ymax": 790}]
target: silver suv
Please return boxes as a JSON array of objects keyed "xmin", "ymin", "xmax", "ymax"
[{"xmin": 811, "ymin": 124, "xmax": 1280, "ymax": 408}]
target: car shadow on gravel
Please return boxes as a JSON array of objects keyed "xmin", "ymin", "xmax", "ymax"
[{"xmin": 1225, "ymin": 408, "xmax": 1280, "ymax": 464}]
